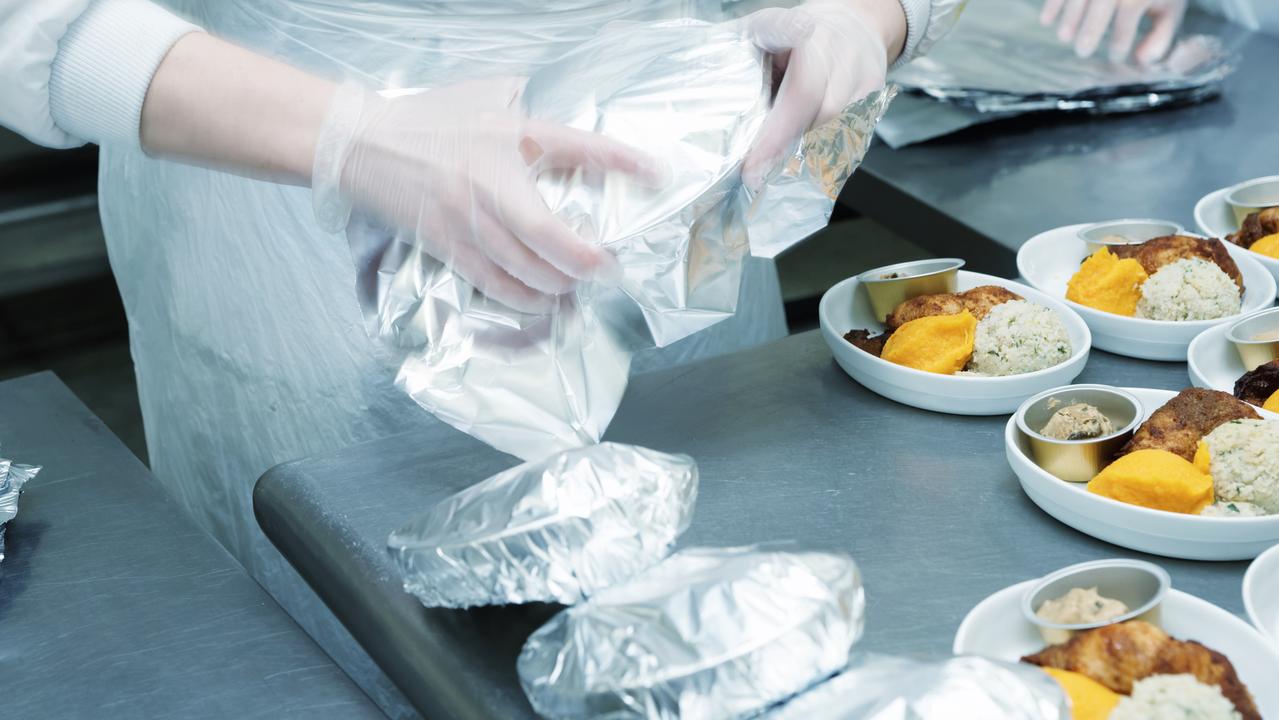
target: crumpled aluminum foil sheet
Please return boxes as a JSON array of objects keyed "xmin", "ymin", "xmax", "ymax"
[
  {"xmin": 0, "ymin": 455, "xmax": 41, "ymax": 566},
  {"xmin": 351, "ymin": 19, "xmax": 887, "ymax": 461},
  {"xmin": 890, "ymin": 0, "xmax": 1244, "ymax": 114},
  {"xmin": 765, "ymin": 654, "xmax": 1068, "ymax": 720},
  {"xmin": 518, "ymin": 546, "xmax": 865, "ymax": 720},
  {"xmin": 388, "ymin": 443, "xmax": 697, "ymax": 608}
]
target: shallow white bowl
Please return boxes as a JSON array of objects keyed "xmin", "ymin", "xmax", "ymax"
[
  {"xmin": 1006, "ymin": 387, "xmax": 1279, "ymax": 561},
  {"xmin": 819, "ymin": 271, "xmax": 1091, "ymax": 415},
  {"xmin": 1243, "ymin": 543, "xmax": 1279, "ymax": 648},
  {"xmin": 1188, "ymin": 321, "xmax": 1247, "ymax": 393},
  {"xmin": 1196, "ymin": 185, "xmax": 1279, "ymax": 299},
  {"xmin": 954, "ymin": 579, "xmax": 1279, "ymax": 717},
  {"xmin": 1017, "ymin": 224, "xmax": 1276, "ymax": 361}
]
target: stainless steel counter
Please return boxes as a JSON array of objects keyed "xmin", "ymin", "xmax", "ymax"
[
  {"xmin": 846, "ymin": 31, "xmax": 1279, "ymax": 277},
  {"xmin": 255, "ymin": 330, "xmax": 1250, "ymax": 719},
  {"xmin": 0, "ymin": 372, "xmax": 383, "ymax": 719}
]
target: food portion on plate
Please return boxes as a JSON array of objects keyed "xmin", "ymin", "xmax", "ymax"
[
  {"xmin": 1066, "ymin": 236, "xmax": 1244, "ymax": 322},
  {"xmin": 843, "ymin": 286, "xmax": 1072, "ymax": 377},
  {"xmin": 1235, "ymin": 361, "xmax": 1279, "ymax": 411},
  {"xmin": 1228, "ymin": 207, "xmax": 1279, "ymax": 260},
  {"xmin": 1025, "ymin": 621, "xmax": 1259, "ymax": 720}
]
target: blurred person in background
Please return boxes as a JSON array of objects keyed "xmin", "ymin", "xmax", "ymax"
[
  {"xmin": 1040, "ymin": 0, "xmax": 1267, "ymax": 64},
  {"xmin": 0, "ymin": 0, "xmax": 960, "ymax": 713}
]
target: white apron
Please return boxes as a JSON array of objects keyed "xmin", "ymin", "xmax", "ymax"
[{"xmin": 97, "ymin": 1, "xmax": 786, "ymax": 715}]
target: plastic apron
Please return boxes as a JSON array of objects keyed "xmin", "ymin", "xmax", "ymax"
[{"xmin": 96, "ymin": 1, "xmax": 785, "ymax": 716}]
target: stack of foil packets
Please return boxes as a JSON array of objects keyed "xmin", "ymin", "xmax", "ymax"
[
  {"xmin": 0, "ymin": 451, "xmax": 40, "ymax": 567},
  {"xmin": 388, "ymin": 443, "xmax": 1065, "ymax": 718}
]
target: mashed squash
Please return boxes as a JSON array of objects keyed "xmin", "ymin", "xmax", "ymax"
[
  {"xmin": 1041, "ymin": 668, "xmax": 1121, "ymax": 720},
  {"xmin": 1250, "ymin": 233, "xmax": 1279, "ymax": 259},
  {"xmin": 1066, "ymin": 248, "xmax": 1149, "ymax": 316},
  {"xmin": 1088, "ymin": 449, "xmax": 1214, "ymax": 514},
  {"xmin": 881, "ymin": 310, "xmax": 976, "ymax": 374}
]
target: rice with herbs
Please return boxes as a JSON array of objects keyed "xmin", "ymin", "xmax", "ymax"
[
  {"xmin": 1109, "ymin": 674, "xmax": 1240, "ymax": 720},
  {"xmin": 965, "ymin": 300, "xmax": 1071, "ymax": 376},
  {"xmin": 1200, "ymin": 418, "xmax": 1279, "ymax": 514},
  {"xmin": 1135, "ymin": 258, "xmax": 1241, "ymax": 321}
]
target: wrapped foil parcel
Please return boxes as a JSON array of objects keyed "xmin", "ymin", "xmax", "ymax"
[
  {"xmin": 0, "ymin": 454, "xmax": 41, "ymax": 566},
  {"xmin": 890, "ymin": 0, "xmax": 1243, "ymax": 116},
  {"xmin": 766, "ymin": 655, "xmax": 1068, "ymax": 720},
  {"xmin": 388, "ymin": 443, "xmax": 697, "ymax": 608},
  {"xmin": 350, "ymin": 19, "xmax": 889, "ymax": 460},
  {"xmin": 517, "ymin": 547, "xmax": 865, "ymax": 719}
]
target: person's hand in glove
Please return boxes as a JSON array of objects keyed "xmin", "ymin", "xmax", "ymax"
[
  {"xmin": 313, "ymin": 78, "xmax": 667, "ymax": 314},
  {"xmin": 738, "ymin": 0, "xmax": 906, "ymax": 191},
  {"xmin": 1040, "ymin": 0, "xmax": 1189, "ymax": 64}
]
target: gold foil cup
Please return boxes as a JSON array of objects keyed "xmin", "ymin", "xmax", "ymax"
[
  {"xmin": 1076, "ymin": 218, "xmax": 1182, "ymax": 253},
  {"xmin": 1022, "ymin": 559, "xmax": 1170, "ymax": 646},
  {"xmin": 1226, "ymin": 176, "xmax": 1279, "ymax": 227},
  {"xmin": 856, "ymin": 258, "xmax": 963, "ymax": 323},
  {"xmin": 1015, "ymin": 385, "xmax": 1142, "ymax": 484},
  {"xmin": 1227, "ymin": 307, "xmax": 1279, "ymax": 372}
]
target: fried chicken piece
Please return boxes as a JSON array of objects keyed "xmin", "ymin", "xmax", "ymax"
[
  {"xmin": 1118, "ymin": 388, "xmax": 1260, "ymax": 462},
  {"xmin": 1235, "ymin": 360, "xmax": 1279, "ymax": 407},
  {"xmin": 1022, "ymin": 621, "xmax": 1259, "ymax": 720},
  {"xmin": 1110, "ymin": 235, "xmax": 1244, "ymax": 291},
  {"xmin": 843, "ymin": 329, "xmax": 887, "ymax": 357},
  {"xmin": 884, "ymin": 285, "xmax": 1021, "ymax": 331},
  {"xmin": 1228, "ymin": 207, "xmax": 1279, "ymax": 249}
]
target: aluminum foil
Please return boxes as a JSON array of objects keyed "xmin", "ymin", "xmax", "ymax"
[
  {"xmin": 387, "ymin": 442, "xmax": 697, "ymax": 608},
  {"xmin": 352, "ymin": 19, "xmax": 885, "ymax": 461},
  {"xmin": 766, "ymin": 654, "xmax": 1068, "ymax": 720},
  {"xmin": 517, "ymin": 546, "xmax": 865, "ymax": 720},
  {"xmin": 890, "ymin": 0, "xmax": 1245, "ymax": 114},
  {"xmin": 0, "ymin": 455, "xmax": 41, "ymax": 566}
]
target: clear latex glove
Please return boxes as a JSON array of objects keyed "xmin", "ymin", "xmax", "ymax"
[
  {"xmin": 1041, "ymin": 0, "xmax": 1190, "ymax": 64},
  {"xmin": 738, "ymin": 0, "xmax": 891, "ymax": 191},
  {"xmin": 313, "ymin": 78, "xmax": 665, "ymax": 314}
]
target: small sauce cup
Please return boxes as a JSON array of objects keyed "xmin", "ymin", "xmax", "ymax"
[
  {"xmin": 1226, "ymin": 176, "xmax": 1279, "ymax": 227},
  {"xmin": 856, "ymin": 258, "xmax": 964, "ymax": 323},
  {"xmin": 1227, "ymin": 307, "xmax": 1279, "ymax": 372},
  {"xmin": 1022, "ymin": 559, "xmax": 1170, "ymax": 646},
  {"xmin": 1015, "ymin": 385, "xmax": 1143, "ymax": 484},
  {"xmin": 1076, "ymin": 219, "xmax": 1183, "ymax": 253}
]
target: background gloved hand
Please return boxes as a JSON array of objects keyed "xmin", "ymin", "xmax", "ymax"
[
  {"xmin": 737, "ymin": 0, "xmax": 894, "ymax": 191},
  {"xmin": 313, "ymin": 77, "xmax": 665, "ymax": 314},
  {"xmin": 1040, "ymin": 0, "xmax": 1189, "ymax": 64}
]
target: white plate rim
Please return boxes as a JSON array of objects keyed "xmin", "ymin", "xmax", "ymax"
[{"xmin": 1243, "ymin": 542, "xmax": 1279, "ymax": 646}]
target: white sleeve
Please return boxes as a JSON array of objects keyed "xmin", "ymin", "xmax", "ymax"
[
  {"xmin": 895, "ymin": 0, "xmax": 967, "ymax": 67},
  {"xmin": 0, "ymin": 0, "xmax": 198, "ymax": 149}
]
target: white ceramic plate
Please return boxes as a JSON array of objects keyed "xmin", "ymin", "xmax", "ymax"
[
  {"xmin": 1196, "ymin": 185, "xmax": 1279, "ymax": 299},
  {"xmin": 1244, "ymin": 543, "xmax": 1279, "ymax": 648},
  {"xmin": 1016, "ymin": 224, "xmax": 1276, "ymax": 361},
  {"xmin": 954, "ymin": 579, "xmax": 1279, "ymax": 717},
  {"xmin": 818, "ymin": 271, "xmax": 1090, "ymax": 415},
  {"xmin": 1188, "ymin": 321, "xmax": 1246, "ymax": 393},
  {"xmin": 1007, "ymin": 387, "xmax": 1279, "ymax": 561}
]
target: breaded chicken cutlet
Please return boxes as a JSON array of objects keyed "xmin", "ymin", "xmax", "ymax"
[
  {"xmin": 885, "ymin": 285, "xmax": 1022, "ymax": 331},
  {"xmin": 1235, "ymin": 360, "xmax": 1279, "ymax": 407},
  {"xmin": 1118, "ymin": 388, "xmax": 1260, "ymax": 462},
  {"xmin": 1022, "ymin": 621, "xmax": 1259, "ymax": 720},
  {"xmin": 1109, "ymin": 235, "xmax": 1244, "ymax": 291},
  {"xmin": 1229, "ymin": 207, "xmax": 1279, "ymax": 249}
]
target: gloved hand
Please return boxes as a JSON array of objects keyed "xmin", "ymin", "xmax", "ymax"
[
  {"xmin": 313, "ymin": 77, "xmax": 665, "ymax": 314},
  {"xmin": 1040, "ymin": 0, "xmax": 1189, "ymax": 64},
  {"xmin": 737, "ymin": 0, "xmax": 895, "ymax": 191}
]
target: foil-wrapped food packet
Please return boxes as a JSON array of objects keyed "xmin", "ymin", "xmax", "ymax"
[
  {"xmin": 388, "ymin": 443, "xmax": 697, "ymax": 608},
  {"xmin": 765, "ymin": 654, "xmax": 1068, "ymax": 720},
  {"xmin": 352, "ymin": 19, "xmax": 890, "ymax": 461},
  {"xmin": 518, "ymin": 546, "xmax": 865, "ymax": 719},
  {"xmin": 0, "ymin": 454, "xmax": 41, "ymax": 566}
]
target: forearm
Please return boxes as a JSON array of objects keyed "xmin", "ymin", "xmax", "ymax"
[
  {"xmin": 140, "ymin": 32, "xmax": 335, "ymax": 185},
  {"xmin": 843, "ymin": 0, "xmax": 909, "ymax": 63}
]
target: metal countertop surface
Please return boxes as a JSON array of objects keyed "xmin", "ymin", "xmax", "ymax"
[
  {"xmin": 847, "ymin": 32, "xmax": 1279, "ymax": 277},
  {"xmin": 255, "ymin": 330, "xmax": 1251, "ymax": 719},
  {"xmin": 0, "ymin": 372, "xmax": 383, "ymax": 719}
]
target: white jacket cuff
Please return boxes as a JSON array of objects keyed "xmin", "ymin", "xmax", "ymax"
[
  {"xmin": 894, "ymin": 0, "xmax": 966, "ymax": 69},
  {"xmin": 48, "ymin": 0, "xmax": 200, "ymax": 147}
]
